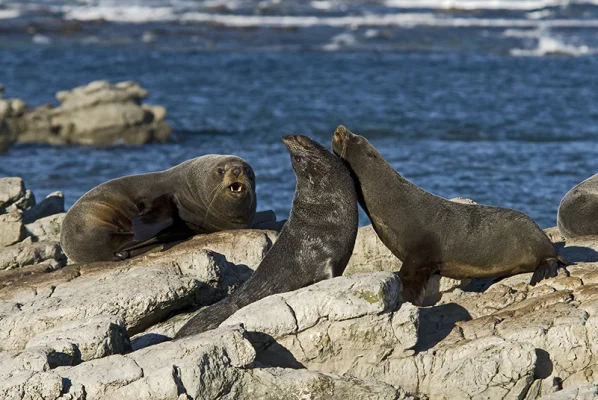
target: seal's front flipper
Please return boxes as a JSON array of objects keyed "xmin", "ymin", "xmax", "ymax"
[
  {"xmin": 399, "ymin": 255, "xmax": 439, "ymax": 306},
  {"xmin": 530, "ymin": 257, "xmax": 570, "ymax": 286},
  {"xmin": 133, "ymin": 194, "xmax": 176, "ymax": 242}
]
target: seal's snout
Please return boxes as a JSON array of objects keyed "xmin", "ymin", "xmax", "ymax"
[{"xmin": 334, "ymin": 125, "xmax": 348, "ymax": 140}]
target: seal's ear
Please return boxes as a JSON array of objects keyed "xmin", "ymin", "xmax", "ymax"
[{"xmin": 133, "ymin": 194, "xmax": 176, "ymax": 242}]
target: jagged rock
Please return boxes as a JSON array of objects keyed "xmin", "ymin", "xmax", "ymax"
[
  {"xmin": 0, "ymin": 211, "xmax": 26, "ymax": 247},
  {"xmin": 0, "ymin": 177, "xmax": 25, "ymax": 208},
  {"xmin": 25, "ymin": 316, "xmax": 130, "ymax": 362},
  {"xmin": 5, "ymin": 81, "xmax": 172, "ymax": 148},
  {"xmin": 24, "ymin": 325, "xmax": 407, "ymax": 400},
  {"xmin": 22, "ymin": 191, "xmax": 64, "ymax": 224},
  {"xmin": 25, "ymin": 212, "xmax": 66, "ymax": 242},
  {"xmin": 0, "ymin": 240, "xmax": 62, "ymax": 270},
  {"xmin": 0, "ymin": 234, "xmax": 263, "ymax": 351},
  {"xmin": 344, "ymin": 225, "xmax": 402, "ymax": 275}
]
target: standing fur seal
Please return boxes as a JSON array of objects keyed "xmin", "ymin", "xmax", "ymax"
[
  {"xmin": 61, "ymin": 155, "xmax": 256, "ymax": 264},
  {"xmin": 175, "ymin": 135, "xmax": 358, "ymax": 338},
  {"xmin": 331, "ymin": 125, "xmax": 568, "ymax": 304},
  {"xmin": 558, "ymin": 173, "xmax": 598, "ymax": 240}
]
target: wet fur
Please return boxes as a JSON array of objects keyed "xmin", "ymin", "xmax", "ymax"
[
  {"xmin": 60, "ymin": 155, "xmax": 256, "ymax": 264},
  {"xmin": 175, "ymin": 135, "xmax": 358, "ymax": 338},
  {"xmin": 332, "ymin": 126, "xmax": 568, "ymax": 304}
]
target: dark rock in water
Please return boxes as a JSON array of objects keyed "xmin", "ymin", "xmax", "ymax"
[{"xmin": 1, "ymin": 80, "xmax": 172, "ymax": 150}]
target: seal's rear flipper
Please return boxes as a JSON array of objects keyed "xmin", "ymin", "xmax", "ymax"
[
  {"xmin": 530, "ymin": 257, "xmax": 571, "ymax": 286},
  {"xmin": 133, "ymin": 194, "xmax": 177, "ymax": 242}
]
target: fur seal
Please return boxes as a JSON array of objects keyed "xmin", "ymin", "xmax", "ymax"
[
  {"xmin": 61, "ymin": 155, "xmax": 256, "ymax": 264},
  {"xmin": 558, "ymin": 173, "xmax": 598, "ymax": 240},
  {"xmin": 175, "ymin": 135, "xmax": 358, "ymax": 338},
  {"xmin": 331, "ymin": 125, "xmax": 568, "ymax": 304}
]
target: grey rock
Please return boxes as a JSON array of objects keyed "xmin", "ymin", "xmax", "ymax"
[
  {"xmin": 9, "ymin": 80, "xmax": 172, "ymax": 147},
  {"xmin": 0, "ymin": 177, "xmax": 25, "ymax": 208},
  {"xmin": 22, "ymin": 191, "xmax": 64, "ymax": 224},
  {"xmin": 0, "ymin": 211, "xmax": 26, "ymax": 247},
  {"xmin": 0, "ymin": 240, "xmax": 62, "ymax": 270},
  {"xmin": 0, "ymin": 244, "xmax": 250, "ymax": 351},
  {"xmin": 25, "ymin": 212, "xmax": 66, "ymax": 242},
  {"xmin": 25, "ymin": 316, "xmax": 130, "ymax": 362}
]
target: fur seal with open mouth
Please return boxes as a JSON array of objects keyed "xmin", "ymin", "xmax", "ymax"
[
  {"xmin": 332, "ymin": 125, "xmax": 569, "ymax": 304},
  {"xmin": 60, "ymin": 155, "xmax": 256, "ymax": 264},
  {"xmin": 558, "ymin": 173, "xmax": 598, "ymax": 240},
  {"xmin": 175, "ymin": 135, "xmax": 358, "ymax": 338}
]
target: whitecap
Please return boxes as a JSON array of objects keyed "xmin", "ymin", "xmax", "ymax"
[
  {"xmin": 383, "ymin": 0, "xmax": 598, "ymax": 11},
  {"xmin": 511, "ymin": 34, "xmax": 595, "ymax": 56},
  {"xmin": 179, "ymin": 12, "xmax": 598, "ymax": 29},
  {"xmin": 0, "ymin": 9, "xmax": 20, "ymax": 20},
  {"xmin": 64, "ymin": 6, "xmax": 176, "ymax": 23},
  {"xmin": 322, "ymin": 32, "xmax": 358, "ymax": 51},
  {"xmin": 32, "ymin": 34, "xmax": 52, "ymax": 45}
]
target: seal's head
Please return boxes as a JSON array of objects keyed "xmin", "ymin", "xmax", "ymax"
[
  {"xmin": 331, "ymin": 125, "xmax": 386, "ymax": 174},
  {"xmin": 179, "ymin": 155, "xmax": 257, "ymax": 230},
  {"xmin": 282, "ymin": 134, "xmax": 342, "ymax": 185}
]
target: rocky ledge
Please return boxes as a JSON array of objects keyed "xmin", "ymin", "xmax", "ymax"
[
  {"xmin": 0, "ymin": 80, "xmax": 171, "ymax": 151},
  {"xmin": 2, "ymin": 177, "xmax": 598, "ymax": 399}
]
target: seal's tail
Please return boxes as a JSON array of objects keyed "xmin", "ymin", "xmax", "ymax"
[
  {"xmin": 174, "ymin": 298, "xmax": 237, "ymax": 339},
  {"xmin": 530, "ymin": 256, "xmax": 571, "ymax": 286}
]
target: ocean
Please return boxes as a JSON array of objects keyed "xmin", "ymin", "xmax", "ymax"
[{"xmin": 1, "ymin": 0, "xmax": 597, "ymax": 227}]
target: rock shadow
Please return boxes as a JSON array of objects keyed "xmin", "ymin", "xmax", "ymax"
[
  {"xmin": 554, "ymin": 241, "xmax": 598, "ymax": 263},
  {"xmin": 413, "ymin": 302, "xmax": 472, "ymax": 353},
  {"xmin": 245, "ymin": 331, "xmax": 305, "ymax": 369},
  {"xmin": 130, "ymin": 333, "xmax": 172, "ymax": 351},
  {"xmin": 534, "ymin": 348, "xmax": 553, "ymax": 379}
]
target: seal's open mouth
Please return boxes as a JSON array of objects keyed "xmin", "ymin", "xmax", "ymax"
[{"xmin": 229, "ymin": 182, "xmax": 245, "ymax": 193}]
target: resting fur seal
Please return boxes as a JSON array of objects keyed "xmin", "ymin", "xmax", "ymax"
[
  {"xmin": 331, "ymin": 125, "xmax": 568, "ymax": 304},
  {"xmin": 558, "ymin": 173, "xmax": 598, "ymax": 240},
  {"xmin": 61, "ymin": 155, "xmax": 256, "ymax": 264},
  {"xmin": 175, "ymin": 135, "xmax": 358, "ymax": 338}
]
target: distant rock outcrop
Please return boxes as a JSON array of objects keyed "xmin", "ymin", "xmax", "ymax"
[{"xmin": 0, "ymin": 80, "xmax": 171, "ymax": 151}]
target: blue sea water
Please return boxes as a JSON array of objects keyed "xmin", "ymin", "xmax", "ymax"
[{"xmin": 1, "ymin": 0, "xmax": 598, "ymax": 227}]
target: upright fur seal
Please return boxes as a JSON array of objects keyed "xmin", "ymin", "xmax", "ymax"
[
  {"xmin": 61, "ymin": 155, "xmax": 256, "ymax": 264},
  {"xmin": 558, "ymin": 173, "xmax": 598, "ymax": 240},
  {"xmin": 175, "ymin": 135, "xmax": 358, "ymax": 338},
  {"xmin": 332, "ymin": 125, "xmax": 568, "ymax": 304}
]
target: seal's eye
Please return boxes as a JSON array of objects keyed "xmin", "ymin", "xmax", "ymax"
[
  {"xmin": 293, "ymin": 155, "xmax": 303, "ymax": 163},
  {"xmin": 243, "ymin": 167, "xmax": 253, "ymax": 178},
  {"xmin": 217, "ymin": 167, "xmax": 225, "ymax": 175}
]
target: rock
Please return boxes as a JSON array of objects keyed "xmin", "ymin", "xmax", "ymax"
[
  {"xmin": 22, "ymin": 191, "xmax": 64, "ymax": 224},
  {"xmin": 0, "ymin": 240, "xmax": 63, "ymax": 270},
  {"xmin": 0, "ymin": 177, "xmax": 25, "ymax": 208},
  {"xmin": 25, "ymin": 212, "xmax": 66, "ymax": 242},
  {"xmin": 7, "ymin": 81, "xmax": 172, "ymax": 147},
  {"xmin": 0, "ymin": 211, "xmax": 26, "ymax": 247},
  {"xmin": 25, "ymin": 316, "xmax": 130, "ymax": 362},
  {"xmin": 0, "ymin": 239, "xmax": 255, "ymax": 351},
  {"xmin": 344, "ymin": 225, "xmax": 402, "ymax": 275}
]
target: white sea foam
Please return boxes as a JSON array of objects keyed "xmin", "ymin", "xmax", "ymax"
[
  {"xmin": 322, "ymin": 32, "xmax": 358, "ymax": 50},
  {"xmin": 64, "ymin": 6, "xmax": 176, "ymax": 23},
  {"xmin": 511, "ymin": 34, "xmax": 595, "ymax": 56},
  {"xmin": 311, "ymin": 0, "xmax": 333, "ymax": 10},
  {"xmin": 32, "ymin": 34, "xmax": 51, "ymax": 45},
  {"xmin": 384, "ymin": 0, "xmax": 598, "ymax": 10},
  {"xmin": 178, "ymin": 12, "xmax": 598, "ymax": 28},
  {"xmin": 0, "ymin": 9, "xmax": 19, "ymax": 20}
]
